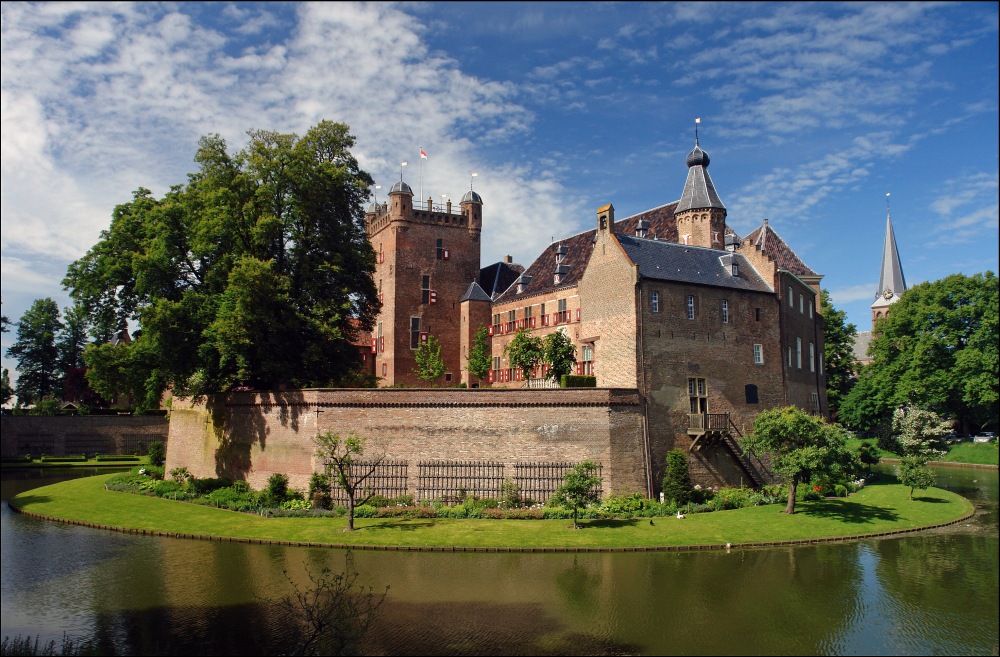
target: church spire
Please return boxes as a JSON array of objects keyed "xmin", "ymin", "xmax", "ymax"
[{"xmin": 871, "ymin": 193, "xmax": 906, "ymax": 327}]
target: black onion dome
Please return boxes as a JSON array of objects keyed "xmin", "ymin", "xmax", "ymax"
[{"xmin": 685, "ymin": 145, "xmax": 710, "ymax": 168}]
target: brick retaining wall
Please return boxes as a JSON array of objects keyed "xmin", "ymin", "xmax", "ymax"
[{"xmin": 166, "ymin": 388, "xmax": 648, "ymax": 498}]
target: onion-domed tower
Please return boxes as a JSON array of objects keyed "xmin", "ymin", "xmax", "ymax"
[{"xmin": 674, "ymin": 126, "xmax": 727, "ymax": 249}]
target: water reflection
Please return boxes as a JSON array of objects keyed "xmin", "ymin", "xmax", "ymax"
[{"xmin": 2, "ymin": 466, "xmax": 997, "ymax": 656}]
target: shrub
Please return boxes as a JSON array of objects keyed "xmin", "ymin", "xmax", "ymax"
[
  {"xmin": 189, "ymin": 477, "xmax": 233, "ymax": 495},
  {"xmin": 281, "ymin": 498, "xmax": 312, "ymax": 511},
  {"xmin": 206, "ymin": 486, "xmax": 258, "ymax": 512},
  {"xmin": 498, "ymin": 478, "xmax": 522, "ymax": 509},
  {"xmin": 353, "ymin": 504, "xmax": 378, "ymax": 518},
  {"xmin": 601, "ymin": 491, "xmax": 646, "ymax": 517},
  {"xmin": 834, "ymin": 484, "xmax": 848, "ymax": 498},
  {"xmin": 146, "ymin": 441, "xmax": 166, "ymax": 465},
  {"xmin": 170, "ymin": 466, "xmax": 192, "ymax": 485},
  {"xmin": 267, "ymin": 473, "xmax": 290, "ymax": 502},
  {"xmin": 662, "ymin": 449, "xmax": 693, "ymax": 506},
  {"xmin": 308, "ymin": 472, "xmax": 332, "ymax": 510}
]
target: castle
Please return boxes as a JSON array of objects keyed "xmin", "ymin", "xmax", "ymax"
[
  {"xmin": 160, "ymin": 133, "xmax": 829, "ymax": 498},
  {"xmin": 356, "ymin": 134, "xmax": 829, "ymax": 490}
]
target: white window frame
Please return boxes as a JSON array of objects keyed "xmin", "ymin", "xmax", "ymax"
[
  {"xmin": 809, "ymin": 342, "xmax": 815, "ymax": 372},
  {"xmin": 721, "ymin": 299, "xmax": 729, "ymax": 324},
  {"xmin": 788, "ymin": 346, "xmax": 793, "ymax": 367},
  {"xmin": 651, "ymin": 291, "xmax": 659, "ymax": 313},
  {"xmin": 796, "ymin": 337, "xmax": 802, "ymax": 369},
  {"xmin": 799, "ymin": 294, "xmax": 804, "ymax": 314},
  {"xmin": 753, "ymin": 343, "xmax": 764, "ymax": 365},
  {"xmin": 687, "ymin": 295, "xmax": 695, "ymax": 320},
  {"xmin": 789, "ymin": 290, "xmax": 794, "ymax": 308}
]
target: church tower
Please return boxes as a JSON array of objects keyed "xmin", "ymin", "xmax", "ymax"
[
  {"xmin": 870, "ymin": 199, "xmax": 906, "ymax": 328},
  {"xmin": 674, "ymin": 121, "xmax": 727, "ymax": 250}
]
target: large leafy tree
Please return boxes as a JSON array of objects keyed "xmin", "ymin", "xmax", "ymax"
[
  {"xmin": 743, "ymin": 406, "xmax": 853, "ymax": 514},
  {"xmin": 820, "ymin": 289, "xmax": 857, "ymax": 418},
  {"xmin": 839, "ymin": 272, "xmax": 998, "ymax": 433},
  {"xmin": 1, "ymin": 306, "xmax": 11, "ymax": 405},
  {"xmin": 64, "ymin": 121, "xmax": 379, "ymax": 409},
  {"xmin": 6, "ymin": 298, "xmax": 63, "ymax": 405}
]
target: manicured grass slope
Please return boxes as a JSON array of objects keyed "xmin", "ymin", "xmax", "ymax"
[{"xmin": 12, "ymin": 475, "xmax": 973, "ymax": 549}]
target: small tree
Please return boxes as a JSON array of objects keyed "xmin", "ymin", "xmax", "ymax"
[
  {"xmin": 466, "ymin": 325, "xmax": 492, "ymax": 384},
  {"xmin": 413, "ymin": 335, "xmax": 446, "ymax": 385},
  {"xmin": 6, "ymin": 298, "xmax": 63, "ymax": 406},
  {"xmin": 505, "ymin": 328, "xmax": 543, "ymax": 382},
  {"xmin": 554, "ymin": 460, "xmax": 602, "ymax": 529},
  {"xmin": 275, "ymin": 552, "xmax": 388, "ymax": 656},
  {"xmin": 313, "ymin": 432, "xmax": 386, "ymax": 531},
  {"xmin": 543, "ymin": 330, "xmax": 577, "ymax": 382},
  {"xmin": 898, "ymin": 457, "xmax": 936, "ymax": 500},
  {"xmin": 662, "ymin": 449, "xmax": 693, "ymax": 507},
  {"xmin": 892, "ymin": 405, "xmax": 948, "ymax": 501},
  {"xmin": 308, "ymin": 472, "xmax": 333, "ymax": 510},
  {"xmin": 856, "ymin": 440, "xmax": 880, "ymax": 478},
  {"xmin": 743, "ymin": 406, "xmax": 852, "ymax": 514}
]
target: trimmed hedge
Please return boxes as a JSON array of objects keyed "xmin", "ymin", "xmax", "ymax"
[
  {"xmin": 560, "ymin": 374, "xmax": 597, "ymax": 388},
  {"xmin": 95, "ymin": 454, "xmax": 142, "ymax": 462},
  {"xmin": 40, "ymin": 455, "xmax": 88, "ymax": 463}
]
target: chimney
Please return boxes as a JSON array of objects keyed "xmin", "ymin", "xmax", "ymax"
[
  {"xmin": 504, "ymin": 255, "xmax": 513, "ymax": 264},
  {"xmin": 596, "ymin": 204, "xmax": 615, "ymax": 232}
]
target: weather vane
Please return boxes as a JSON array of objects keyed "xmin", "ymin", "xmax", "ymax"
[
  {"xmin": 695, "ymin": 117, "xmax": 701, "ymax": 145},
  {"xmin": 399, "ymin": 161, "xmax": 408, "ymax": 182},
  {"xmin": 470, "ymin": 172, "xmax": 478, "ymax": 190}
]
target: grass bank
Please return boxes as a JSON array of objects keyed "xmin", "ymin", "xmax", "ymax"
[
  {"xmin": 845, "ymin": 438, "xmax": 998, "ymax": 466},
  {"xmin": 1, "ymin": 456, "xmax": 150, "ymax": 470},
  {"xmin": 11, "ymin": 474, "xmax": 974, "ymax": 550}
]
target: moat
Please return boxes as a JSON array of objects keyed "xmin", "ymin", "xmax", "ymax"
[{"xmin": 2, "ymin": 465, "xmax": 997, "ymax": 656}]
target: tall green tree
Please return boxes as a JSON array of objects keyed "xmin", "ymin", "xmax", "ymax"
[
  {"xmin": 504, "ymin": 328, "xmax": 543, "ymax": 382},
  {"xmin": 543, "ymin": 330, "xmax": 577, "ymax": 382},
  {"xmin": 63, "ymin": 121, "xmax": 379, "ymax": 409},
  {"xmin": 820, "ymin": 289, "xmax": 857, "ymax": 418},
  {"xmin": 662, "ymin": 448, "xmax": 693, "ymax": 507},
  {"xmin": 1, "ymin": 306, "xmax": 11, "ymax": 405},
  {"xmin": 465, "ymin": 325, "xmax": 492, "ymax": 384},
  {"xmin": 839, "ymin": 272, "xmax": 999, "ymax": 433},
  {"xmin": 743, "ymin": 406, "xmax": 853, "ymax": 514},
  {"xmin": 413, "ymin": 335, "xmax": 446, "ymax": 385},
  {"xmin": 57, "ymin": 302, "xmax": 91, "ymax": 371},
  {"xmin": 6, "ymin": 298, "xmax": 63, "ymax": 405}
]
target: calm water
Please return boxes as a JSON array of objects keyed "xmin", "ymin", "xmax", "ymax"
[{"xmin": 1, "ymin": 466, "xmax": 997, "ymax": 656}]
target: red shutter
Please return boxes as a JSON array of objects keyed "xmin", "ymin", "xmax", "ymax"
[
  {"xmin": 379, "ymin": 336, "xmax": 384, "ymax": 352},
  {"xmin": 530, "ymin": 317, "xmax": 536, "ymax": 328},
  {"xmin": 488, "ymin": 370, "xmax": 494, "ymax": 383},
  {"xmin": 420, "ymin": 332, "xmax": 428, "ymax": 345},
  {"xmin": 576, "ymin": 309, "xmax": 581, "ymax": 321},
  {"xmin": 378, "ymin": 252, "xmax": 384, "ymax": 264},
  {"xmin": 443, "ymin": 249, "xmax": 450, "ymax": 260},
  {"xmin": 488, "ymin": 325, "xmax": 494, "ymax": 336},
  {"xmin": 429, "ymin": 290, "xmax": 437, "ymax": 304},
  {"xmin": 371, "ymin": 338, "xmax": 377, "ymax": 354},
  {"xmin": 378, "ymin": 293, "xmax": 383, "ymax": 304},
  {"xmin": 542, "ymin": 315, "xmax": 548, "ymax": 326}
]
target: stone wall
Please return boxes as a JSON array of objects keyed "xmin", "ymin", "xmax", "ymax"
[
  {"xmin": 0, "ymin": 415, "xmax": 169, "ymax": 457},
  {"xmin": 166, "ymin": 388, "xmax": 648, "ymax": 498}
]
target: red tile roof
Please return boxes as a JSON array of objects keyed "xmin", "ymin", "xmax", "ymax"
[{"xmin": 743, "ymin": 221, "xmax": 818, "ymax": 278}]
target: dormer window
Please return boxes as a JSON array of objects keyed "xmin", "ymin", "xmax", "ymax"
[{"xmin": 555, "ymin": 244, "xmax": 568, "ymax": 264}]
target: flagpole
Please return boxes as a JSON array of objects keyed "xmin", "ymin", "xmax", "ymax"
[{"xmin": 419, "ymin": 147, "xmax": 424, "ymax": 208}]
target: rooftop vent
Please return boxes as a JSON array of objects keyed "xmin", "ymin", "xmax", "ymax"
[
  {"xmin": 636, "ymin": 219, "xmax": 650, "ymax": 238},
  {"xmin": 554, "ymin": 263, "xmax": 569, "ymax": 285},
  {"xmin": 516, "ymin": 274, "xmax": 533, "ymax": 294}
]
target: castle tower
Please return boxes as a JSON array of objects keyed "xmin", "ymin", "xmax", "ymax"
[
  {"xmin": 870, "ymin": 202, "xmax": 906, "ymax": 328},
  {"xmin": 674, "ymin": 128, "xmax": 727, "ymax": 250},
  {"xmin": 368, "ymin": 178, "xmax": 483, "ymax": 386}
]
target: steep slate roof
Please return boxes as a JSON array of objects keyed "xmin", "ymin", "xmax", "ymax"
[
  {"xmin": 675, "ymin": 144, "xmax": 726, "ymax": 212},
  {"xmin": 874, "ymin": 210, "xmax": 906, "ymax": 303},
  {"xmin": 495, "ymin": 202, "xmax": 680, "ymax": 303},
  {"xmin": 616, "ymin": 235, "xmax": 773, "ymax": 293},
  {"xmin": 459, "ymin": 281, "xmax": 493, "ymax": 303},
  {"xmin": 743, "ymin": 220, "xmax": 818, "ymax": 278},
  {"xmin": 479, "ymin": 260, "xmax": 524, "ymax": 299}
]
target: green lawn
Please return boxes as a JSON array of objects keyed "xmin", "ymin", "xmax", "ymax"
[
  {"xmin": 937, "ymin": 440, "xmax": 998, "ymax": 465},
  {"xmin": 10, "ymin": 474, "xmax": 973, "ymax": 550}
]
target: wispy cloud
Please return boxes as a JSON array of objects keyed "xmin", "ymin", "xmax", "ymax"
[{"xmin": 929, "ymin": 171, "xmax": 1000, "ymax": 243}]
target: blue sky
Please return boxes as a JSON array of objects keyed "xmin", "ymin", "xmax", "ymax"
[{"xmin": 2, "ymin": 1, "xmax": 998, "ymax": 386}]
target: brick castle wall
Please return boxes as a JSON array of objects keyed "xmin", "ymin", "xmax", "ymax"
[
  {"xmin": 1, "ymin": 415, "xmax": 169, "ymax": 457},
  {"xmin": 165, "ymin": 388, "xmax": 648, "ymax": 497}
]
